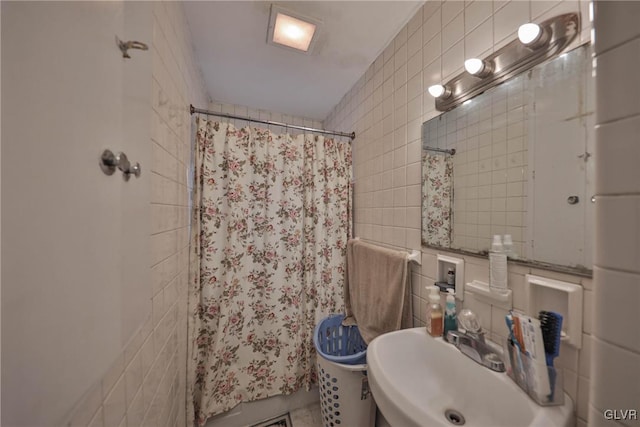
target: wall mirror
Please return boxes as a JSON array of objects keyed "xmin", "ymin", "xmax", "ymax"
[{"xmin": 421, "ymin": 44, "xmax": 594, "ymax": 274}]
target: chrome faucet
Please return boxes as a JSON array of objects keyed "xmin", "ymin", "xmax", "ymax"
[
  {"xmin": 445, "ymin": 308, "xmax": 506, "ymax": 372},
  {"xmin": 446, "ymin": 330, "xmax": 505, "ymax": 372}
]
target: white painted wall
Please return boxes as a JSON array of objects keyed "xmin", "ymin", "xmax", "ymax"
[{"xmin": 2, "ymin": 2, "xmax": 151, "ymax": 425}]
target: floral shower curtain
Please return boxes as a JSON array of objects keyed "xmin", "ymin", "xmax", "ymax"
[
  {"xmin": 187, "ymin": 117, "xmax": 352, "ymax": 425},
  {"xmin": 422, "ymin": 153, "xmax": 453, "ymax": 247}
]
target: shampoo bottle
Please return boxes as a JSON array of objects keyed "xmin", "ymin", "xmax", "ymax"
[
  {"xmin": 443, "ymin": 288, "xmax": 458, "ymax": 339},
  {"xmin": 426, "ymin": 286, "xmax": 443, "ymax": 337}
]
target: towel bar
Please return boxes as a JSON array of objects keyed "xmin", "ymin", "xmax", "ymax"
[{"xmin": 351, "ymin": 237, "xmax": 422, "ymax": 266}]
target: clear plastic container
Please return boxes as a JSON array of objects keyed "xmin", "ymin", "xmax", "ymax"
[{"xmin": 503, "ymin": 339, "xmax": 564, "ymax": 406}]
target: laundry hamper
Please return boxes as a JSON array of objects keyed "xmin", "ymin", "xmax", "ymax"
[{"xmin": 313, "ymin": 314, "xmax": 376, "ymax": 427}]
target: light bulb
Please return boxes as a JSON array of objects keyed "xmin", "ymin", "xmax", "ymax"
[
  {"xmin": 464, "ymin": 58, "xmax": 492, "ymax": 77},
  {"xmin": 428, "ymin": 84, "xmax": 450, "ymax": 99},
  {"xmin": 518, "ymin": 23, "xmax": 543, "ymax": 46},
  {"xmin": 283, "ymin": 24, "xmax": 304, "ymax": 40},
  {"xmin": 464, "ymin": 58, "xmax": 484, "ymax": 75}
]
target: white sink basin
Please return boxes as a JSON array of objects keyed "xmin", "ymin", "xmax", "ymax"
[{"xmin": 367, "ymin": 328, "xmax": 574, "ymax": 427}]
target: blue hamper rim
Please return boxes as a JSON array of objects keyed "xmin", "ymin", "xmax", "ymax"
[{"xmin": 313, "ymin": 313, "xmax": 367, "ymax": 365}]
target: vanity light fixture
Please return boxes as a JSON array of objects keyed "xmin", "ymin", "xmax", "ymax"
[
  {"xmin": 432, "ymin": 13, "xmax": 579, "ymax": 111},
  {"xmin": 464, "ymin": 58, "xmax": 493, "ymax": 77},
  {"xmin": 427, "ymin": 84, "xmax": 451, "ymax": 99},
  {"xmin": 518, "ymin": 23, "xmax": 549, "ymax": 48},
  {"xmin": 267, "ymin": 5, "xmax": 321, "ymax": 53}
]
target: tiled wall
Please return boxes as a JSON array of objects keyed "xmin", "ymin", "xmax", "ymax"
[
  {"xmin": 64, "ymin": 3, "xmax": 208, "ymax": 427},
  {"xmin": 205, "ymin": 101, "xmax": 324, "ymax": 136},
  {"xmin": 324, "ymin": 1, "xmax": 593, "ymax": 426},
  {"xmin": 591, "ymin": 3, "xmax": 640, "ymax": 426}
]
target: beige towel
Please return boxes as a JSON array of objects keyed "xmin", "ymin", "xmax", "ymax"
[{"xmin": 343, "ymin": 239, "xmax": 413, "ymax": 344}]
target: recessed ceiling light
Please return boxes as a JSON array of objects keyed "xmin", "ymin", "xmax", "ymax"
[{"xmin": 268, "ymin": 5, "xmax": 321, "ymax": 54}]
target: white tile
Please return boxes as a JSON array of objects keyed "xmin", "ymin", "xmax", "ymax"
[
  {"xmin": 579, "ymin": 333, "xmax": 592, "ymax": 378},
  {"xmin": 442, "ymin": 1, "xmax": 464, "ymax": 25},
  {"xmin": 408, "ymin": 7, "xmax": 424, "ymax": 37},
  {"xmin": 423, "ymin": 9, "xmax": 442, "ymax": 45},
  {"xmin": 465, "ymin": 19, "xmax": 493, "ymax": 59},
  {"xmin": 560, "ymin": 367, "xmax": 577, "ymax": 407},
  {"xmin": 423, "ymin": 0, "xmax": 442, "ymax": 23},
  {"xmin": 407, "ymin": 51, "xmax": 423, "ymax": 80},
  {"xmin": 395, "ymin": 43, "xmax": 408, "ymax": 70},
  {"xmin": 394, "ymin": 26, "xmax": 408, "ymax": 52},
  {"xmin": 493, "ymin": 1, "xmax": 529, "ymax": 45},
  {"xmin": 490, "ymin": 306, "xmax": 510, "ymax": 338},
  {"xmin": 423, "ymin": 33, "xmax": 442, "ymax": 68},
  {"xmin": 423, "ymin": 58, "xmax": 442, "ymax": 88},
  {"xmin": 442, "ymin": 12, "xmax": 464, "ymax": 51},
  {"xmin": 595, "ymin": 196, "xmax": 640, "ymax": 274},
  {"xmin": 596, "ymin": 39, "xmax": 640, "ymax": 124},
  {"xmin": 408, "ymin": 28, "xmax": 423, "ymax": 58},
  {"xmin": 531, "ymin": 1, "xmax": 561, "ymax": 20},
  {"xmin": 465, "ymin": 1, "xmax": 492, "ymax": 34},
  {"xmin": 595, "ymin": 115, "xmax": 640, "ymax": 195},
  {"xmin": 593, "ymin": 267, "xmax": 640, "ymax": 353},
  {"xmin": 442, "ymin": 41, "xmax": 464, "ymax": 81},
  {"xmin": 590, "ymin": 337, "xmax": 640, "ymax": 421},
  {"xmin": 594, "ymin": 1, "xmax": 640, "ymax": 55},
  {"xmin": 407, "ymin": 73, "xmax": 423, "ymax": 102}
]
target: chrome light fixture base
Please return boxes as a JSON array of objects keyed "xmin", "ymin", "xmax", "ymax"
[{"xmin": 435, "ymin": 13, "xmax": 580, "ymax": 112}]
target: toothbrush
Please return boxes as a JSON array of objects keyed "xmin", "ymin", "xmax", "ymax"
[
  {"xmin": 539, "ymin": 311, "xmax": 563, "ymax": 402},
  {"xmin": 505, "ymin": 313, "xmax": 526, "ymax": 385}
]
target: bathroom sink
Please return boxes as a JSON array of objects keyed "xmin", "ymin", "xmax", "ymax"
[{"xmin": 367, "ymin": 328, "xmax": 574, "ymax": 427}]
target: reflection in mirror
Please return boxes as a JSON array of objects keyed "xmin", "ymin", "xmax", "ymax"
[{"xmin": 422, "ymin": 44, "xmax": 594, "ymax": 272}]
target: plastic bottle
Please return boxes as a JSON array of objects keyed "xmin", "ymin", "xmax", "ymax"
[
  {"xmin": 443, "ymin": 288, "xmax": 458, "ymax": 339},
  {"xmin": 490, "ymin": 234, "xmax": 508, "ymax": 295},
  {"xmin": 503, "ymin": 234, "xmax": 515, "ymax": 259},
  {"xmin": 426, "ymin": 286, "xmax": 443, "ymax": 337},
  {"xmin": 447, "ymin": 267, "xmax": 456, "ymax": 286}
]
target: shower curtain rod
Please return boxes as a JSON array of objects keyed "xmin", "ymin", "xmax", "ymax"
[
  {"xmin": 190, "ymin": 104, "xmax": 356, "ymax": 140},
  {"xmin": 424, "ymin": 146, "xmax": 456, "ymax": 155}
]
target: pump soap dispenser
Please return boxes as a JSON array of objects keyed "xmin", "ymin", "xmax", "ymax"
[
  {"xmin": 426, "ymin": 286, "xmax": 443, "ymax": 337},
  {"xmin": 443, "ymin": 288, "xmax": 458, "ymax": 340}
]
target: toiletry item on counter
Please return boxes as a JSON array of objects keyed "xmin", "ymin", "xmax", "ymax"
[
  {"xmin": 443, "ymin": 288, "xmax": 457, "ymax": 339},
  {"xmin": 505, "ymin": 313, "xmax": 526, "ymax": 385},
  {"xmin": 506, "ymin": 311, "xmax": 551, "ymax": 403},
  {"xmin": 426, "ymin": 286, "xmax": 443, "ymax": 337},
  {"xmin": 490, "ymin": 235, "xmax": 508, "ymax": 295},
  {"xmin": 447, "ymin": 267, "xmax": 456, "ymax": 285},
  {"xmin": 503, "ymin": 234, "xmax": 516, "ymax": 259},
  {"xmin": 539, "ymin": 310, "xmax": 563, "ymax": 401}
]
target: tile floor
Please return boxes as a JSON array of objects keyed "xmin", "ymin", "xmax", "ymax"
[{"xmin": 289, "ymin": 402, "xmax": 323, "ymax": 427}]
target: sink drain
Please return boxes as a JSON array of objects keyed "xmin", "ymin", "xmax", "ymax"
[{"xmin": 444, "ymin": 409, "xmax": 466, "ymax": 425}]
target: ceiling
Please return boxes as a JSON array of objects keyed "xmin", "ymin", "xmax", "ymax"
[{"xmin": 184, "ymin": 1, "xmax": 423, "ymax": 121}]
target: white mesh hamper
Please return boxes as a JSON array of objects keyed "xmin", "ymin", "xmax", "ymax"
[
  {"xmin": 314, "ymin": 314, "xmax": 376, "ymax": 427},
  {"xmin": 317, "ymin": 358, "xmax": 376, "ymax": 427}
]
